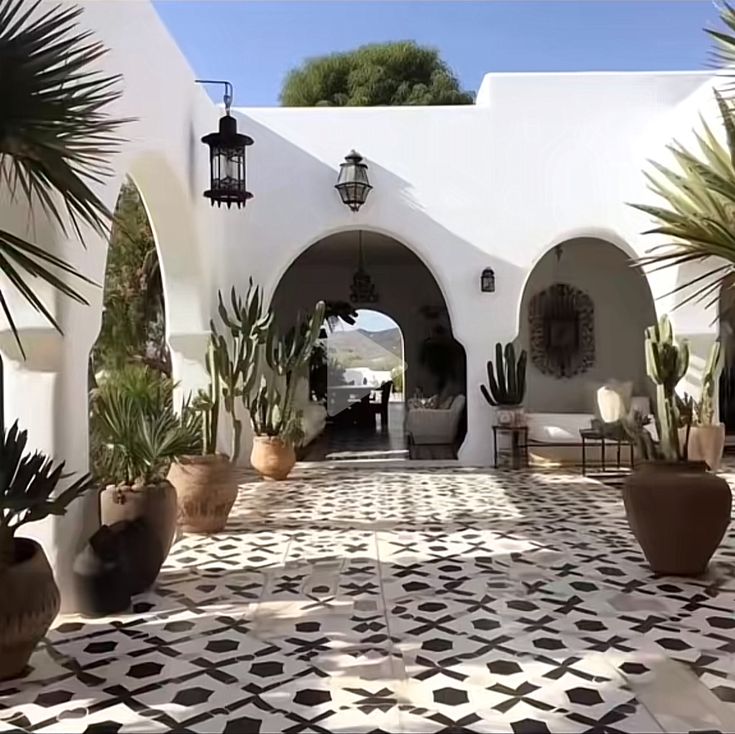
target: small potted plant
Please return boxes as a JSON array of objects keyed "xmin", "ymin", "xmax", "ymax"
[
  {"xmin": 622, "ymin": 316, "xmax": 731, "ymax": 576},
  {"xmin": 168, "ymin": 286, "xmax": 271, "ymax": 533},
  {"xmin": 686, "ymin": 340, "xmax": 725, "ymax": 472},
  {"xmin": 480, "ymin": 342, "xmax": 527, "ymax": 426},
  {"xmin": 247, "ymin": 301, "xmax": 325, "ymax": 480},
  {"xmin": 0, "ymin": 422, "xmax": 95, "ymax": 680},
  {"xmin": 93, "ymin": 366, "xmax": 201, "ymax": 587}
]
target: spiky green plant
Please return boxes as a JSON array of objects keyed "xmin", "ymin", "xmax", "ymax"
[
  {"xmin": 90, "ymin": 366, "xmax": 201, "ymax": 485},
  {"xmin": 480, "ymin": 342, "xmax": 527, "ymax": 407},
  {"xmin": 247, "ymin": 301, "xmax": 326, "ymax": 446},
  {"xmin": 696, "ymin": 339, "xmax": 723, "ymax": 425},
  {"xmin": 628, "ymin": 3, "xmax": 735, "ymax": 311},
  {"xmin": 209, "ymin": 283, "xmax": 273, "ymax": 462},
  {"xmin": 643, "ymin": 315, "xmax": 691, "ymax": 461},
  {"xmin": 0, "ymin": 421, "xmax": 96, "ymax": 572},
  {"xmin": 0, "ymin": 0, "xmax": 128, "ymax": 355}
]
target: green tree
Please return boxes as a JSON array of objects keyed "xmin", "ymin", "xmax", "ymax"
[
  {"xmin": 280, "ymin": 41, "xmax": 473, "ymax": 107},
  {"xmin": 91, "ymin": 180, "xmax": 167, "ymax": 376}
]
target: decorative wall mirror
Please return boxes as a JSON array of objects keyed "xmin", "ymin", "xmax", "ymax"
[{"xmin": 528, "ymin": 283, "xmax": 594, "ymax": 378}]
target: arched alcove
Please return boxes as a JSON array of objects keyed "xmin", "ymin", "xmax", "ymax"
[
  {"xmin": 518, "ymin": 237, "xmax": 657, "ymax": 414},
  {"xmin": 271, "ymin": 230, "xmax": 467, "ymax": 460},
  {"xmin": 89, "ymin": 177, "xmax": 168, "ymax": 379}
]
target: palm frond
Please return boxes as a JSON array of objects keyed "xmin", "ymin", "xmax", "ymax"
[
  {"xmin": 0, "ymin": 0, "xmax": 129, "ymax": 354},
  {"xmin": 630, "ymin": 83, "xmax": 735, "ymax": 311}
]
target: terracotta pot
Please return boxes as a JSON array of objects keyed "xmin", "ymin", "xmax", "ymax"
[
  {"xmin": 168, "ymin": 454, "xmax": 238, "ymax": 533},
  {"xmin": 250, "ymin": 436, "xmax": 296, "ymax": 480},
  {"xmin": 0, "ymin": 539, "xmax": 60, "ymax": 680},
  {"xmin": 688, "ymin": 424, "xmax": 726, "ymax": 472},
  {"xmin": 99, "ymin": 480, "xmax": 177, "ymax": 586},
  {"xmin": 623, "ymin": 461, "xmax": 732, "ymax": 576}
]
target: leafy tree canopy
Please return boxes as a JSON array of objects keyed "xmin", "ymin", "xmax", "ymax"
[
  {"xmin": 280, "ymin": 41, "xmax": 474, "ymax": 107},
  {"xmin": 91, "ymin": 180, "xmax": 167, "ymax": 376}
]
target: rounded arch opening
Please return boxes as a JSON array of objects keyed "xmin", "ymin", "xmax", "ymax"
[
  {"xmin": 518, "ymin": 237, "xmax": 657, "ymax": 416},
  {"xmin": 272, "ymin": 229, "xmax": 467, "ymax": 461},
  {"xmin": 87, "ymin": 176, "xmax": 169, "ymax": 476}
]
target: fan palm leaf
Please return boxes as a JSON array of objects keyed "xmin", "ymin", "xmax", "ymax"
[
  {"xmin": 630, "ymin": 83, "xmax": 735, "ymax": 311},
  {"xmin": 0, "ymin": 0, "xmax": 128, "ymax": 355}
]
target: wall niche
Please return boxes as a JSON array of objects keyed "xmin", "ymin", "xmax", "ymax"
[{"xmin": 528, "ymin": 282, "xmax": 594, "ymax": 378}]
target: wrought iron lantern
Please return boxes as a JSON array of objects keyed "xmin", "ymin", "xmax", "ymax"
[
  {"xmin": 197, "ymin": 79, "xmax": 253, "ymax": 209},
  {"xmin": 481, "ymin": 267, "xmax": 495, "ymax": 293},
  {"xmin": 350, "ymin": 231, "xmax": 379, "ymax": 304},
  {"xmin": 335, "ymin": 150, "xmax": 372, "ymax": 212}
]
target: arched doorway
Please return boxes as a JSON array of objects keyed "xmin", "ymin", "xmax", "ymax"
[
  {"xmin": 271, "ymin": 229, "xmax": 467, "ymax": 461},
  {"xmin": 518, "ymin": 237, "xmax": 656, "ymax": 464},
  {"xmin": 88, "ymin": 177, "xmax": 167, "ymax": 472}
]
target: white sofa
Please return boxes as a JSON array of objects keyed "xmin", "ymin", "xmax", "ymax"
[
  {"xmin": 406, "ymin": 394, "xmax": 466, "ymax": 447},
  {"xmin": 525, "ymin": 382, "xmax": 652, "ymax": 466}
]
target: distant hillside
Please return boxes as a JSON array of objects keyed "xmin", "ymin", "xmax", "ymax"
[{"xmin": 328, "ymin": 327, "xmax": 402, "ymax": 368}]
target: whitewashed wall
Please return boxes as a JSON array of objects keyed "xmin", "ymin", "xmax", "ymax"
[{"xmin": 0, "ymin": 0, "xmax": 724, "ymax": 608}]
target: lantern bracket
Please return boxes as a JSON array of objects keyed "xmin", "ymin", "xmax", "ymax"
[{"xmin": 195, "ymin": 79, "xmax": 234, "ymax": 114}]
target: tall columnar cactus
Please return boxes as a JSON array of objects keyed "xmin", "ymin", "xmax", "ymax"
[
  {"xmin": 193, "ymin": 339, "xmax": 222, "ymax": 455},
  {"xmin": 209, "ymin": 282, "xmax": 273, "ymax": 462},
  {"xmin": 480, "ymin": 342, "xmax": 527, "ymax": 407},
  {"xmin": 248, "ymin": 301, "xmax": 326, "ymax": 445},
  {"xmin": 698, "ymin": 340, "xmax": 722, "ymax": 426},
  {"xmin": 645, "ymin": 315, "xmax": 690, "ymax": 461}
]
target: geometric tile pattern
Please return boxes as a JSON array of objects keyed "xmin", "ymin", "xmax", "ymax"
[{"xmin": 1, "ymin": 464, "xmax": 734, "ymax": 733}]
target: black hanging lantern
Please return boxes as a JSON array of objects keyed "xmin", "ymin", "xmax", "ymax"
[
  {"xmin": 481, "ymin": 267, "xmax": 495, "ymax": 293},
  {"xmin": 335, "ymin": 150, "xmax": 372, "ymax": 212},
  {"xmin": 197, "ymin": 79, "xmax": 253, "ymax": 209},
  {"xmin": 350, "ymin": 231, "xmax": 379, "ymax": 304}
]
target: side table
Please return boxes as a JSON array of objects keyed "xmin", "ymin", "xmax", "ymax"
[
  {"xmin": 580, "ymin": 427, "xmax": 634, "ymax": 476},
  {"xmin": 493, "ymin": 425, "xmax": 529, "ymax": 469}
]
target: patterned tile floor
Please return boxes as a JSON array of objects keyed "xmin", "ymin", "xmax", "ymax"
[{"xmin": 2, "ymin": 465, "xmax": 735, "ymax": 733}]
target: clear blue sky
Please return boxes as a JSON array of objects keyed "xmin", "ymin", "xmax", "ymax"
[{"xmin": 154, "ymin": 1, "xmax": 722, "ymax": 108}]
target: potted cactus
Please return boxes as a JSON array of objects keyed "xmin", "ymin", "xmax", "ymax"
[
  {"xmin": 0, "ymin": 423, "xmax": 96, "ymax": 680},
  {"xmin": 686, "ymin": 340, "xmax": 725, "ymax": 472},
  {"xmin": 622, "ymin": 316, "xmax": 731, "ymax": 576},
  {"xmin": 168, "ymin": 285, "xmax": 271, "ymax": 532},
  {"xmin": 480, "ymin": 342, "xmax": 527, "ymax": 426},
  {"xmin": 247, "ymin": 301, "xmax": 326, "ymax": 480}
]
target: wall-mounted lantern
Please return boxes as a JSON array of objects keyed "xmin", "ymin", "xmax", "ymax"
[
  {"xmin": 481, "ymin": 267, "xmax": 495, "ymax": 293},
  {"xmin": 335, "ymin": 150, "xmax": 372, "ymax": 212},
  {"xmin": 196, "ymin": 79, "xmax": 253, "ymax": 209}
]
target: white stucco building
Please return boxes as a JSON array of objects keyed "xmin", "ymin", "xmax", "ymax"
[{"xmin": 0, "ymin": 0, "xmax": 725, "ymax": 605}]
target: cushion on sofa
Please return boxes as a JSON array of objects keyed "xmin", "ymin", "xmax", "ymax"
[{"xmin": 526, "ymin": 413, "xmax": 595, "ymax": 444}]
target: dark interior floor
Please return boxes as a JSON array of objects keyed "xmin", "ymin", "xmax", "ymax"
[{"xmin": 302, "ymin": 403, "xmax": 408, "ymax": 462}]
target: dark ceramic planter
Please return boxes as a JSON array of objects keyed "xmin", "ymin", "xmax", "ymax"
[
  {"xmin": 623, "ymin": 461, "xmax": 732, "ymax": 576},
  {"xmin": 99, "ymin": 481, "xmax": 177, "ymax": 591},
  {"xmin": 0, "ymin": 539, "xmax": 60, "ymax": 680}
]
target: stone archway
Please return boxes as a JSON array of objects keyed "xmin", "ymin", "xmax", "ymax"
[
  {"xmin": 271, "ymin": 229, "xmax": 467, "ymax": 460},
  {"xmin": 519, "ymin": 237, "xmax": 657, "ymax": 415}
]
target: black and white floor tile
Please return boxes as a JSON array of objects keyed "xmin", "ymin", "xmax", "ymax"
[{"xmin": 2, "ymin": 464, "xmax": 735, "ymax": 732}]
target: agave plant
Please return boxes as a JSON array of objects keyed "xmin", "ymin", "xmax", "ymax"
[
  {"xmin": 90, "ymin": 366, "xmax": 201, "ymax": 485},
  {"xmin": 0, "ymin": 0, "xmax": 127, "ymax": 355},
  {"xmin": 0, "ymin": 422, "xmax": 96, "ymax": 571},
  {"xmin": 630, "ymin": 4, "xmax": 735, "ymax": 310}
]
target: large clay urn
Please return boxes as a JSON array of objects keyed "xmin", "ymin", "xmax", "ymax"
[
  {"xmin": 623, "ymin": 462, "xmax": 731, "ymax": 576},
  {"xmin": 99, "ymin": 481, "xmax": 177, "ymax": 590},
  {"xmin": 0, "ymin": 539, "xmax": 60, "ymax": 680},
  {"xmin": 251, "ymin": 436, "xmax": 296, "ymax": 480},
  {"xmin": 168, "ymin": 454, "xmax": 238, "ymax": 533}
]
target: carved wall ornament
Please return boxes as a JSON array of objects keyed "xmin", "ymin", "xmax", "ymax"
[{"xmin": 528, "ymin": 282, "xmax": 595, "ymax": 378}]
